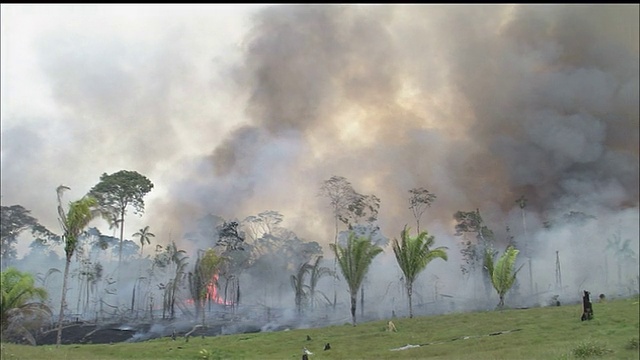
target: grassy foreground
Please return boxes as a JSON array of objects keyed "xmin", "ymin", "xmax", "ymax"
[{"xmin": 2, "ymin": 296, "xmax": 639, "ymax": 360}]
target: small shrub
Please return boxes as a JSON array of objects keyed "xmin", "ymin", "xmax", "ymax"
[
  {"xmin": 199, "ymin": 348, "xmax": 211, "ymax": 359},
  {"xmin": 625, "ymin": 337, "xmax": 639, "ymax": 350},
  {"xmin": 571, "ymin": 339, "xmax": 612, "ymax": 358}
]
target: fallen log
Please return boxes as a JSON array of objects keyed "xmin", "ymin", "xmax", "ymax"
[{"xmin": 390, "ymin": 329, "xmax": 523, "ymax": 351}]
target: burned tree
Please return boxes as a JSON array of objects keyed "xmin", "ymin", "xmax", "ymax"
[
  {"xmin": 290, "ymin": 262, "xmax": 311, "ymax": 316},
  {"xmin": 408, "ymin": 188, "xmax": 437, "ymax": 234},
  {"xmin": 216, "ymin": 221, "xmax": 248, "ymax": 310},
  {"xmin": 580, "ymin": 290, "xmax": 594, "ymax": 321},
  {"xmin": 188, "ymin": 249, "xmax": 224, "ymax": 325},
  {"xmin": 454, "ymin": 209, "xmax": 495, "ymax": 302},
  {"xmin": 515, "ymin": 195, "xmax": 534, "ymax": 296},
  {"xmin": 319, "ymin": 176, "xmax": 358, "ymax": 309}
]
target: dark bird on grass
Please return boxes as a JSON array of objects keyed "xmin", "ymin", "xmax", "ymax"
[
  {"xmin": 302, "ymin": 355, "xmax": 309, "ymax": 360},
  {"xmin": 306, "ymin": 334, "xmax": 312, "ymax": 341},
  {"xmin": 324, "ymin": 343, "xmax": 331, "ymax": 350}
]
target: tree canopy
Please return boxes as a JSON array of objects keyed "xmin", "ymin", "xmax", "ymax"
[{"xmin": 88, "ymin": 170, "xmax": 153, "ymax": 265}]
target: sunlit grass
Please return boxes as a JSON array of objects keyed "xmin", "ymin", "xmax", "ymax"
[{"xmin": 2, "ymin": 295, "xmax": 638, "ymax": 360}]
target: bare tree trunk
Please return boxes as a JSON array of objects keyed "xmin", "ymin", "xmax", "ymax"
[
  {"xmin": 350, "ymin": 293, "xmax": 357, "ymax": 326},
  {"xmin": 333, "ymin": 216, "xmax": 338, "ymax": 310},
  {"xmin": 118, "ymin": 210, "xmax": 125, "ymax": 266},
  {"xmin": 56, "ymin": 256, "xmax": 72, "ymax": 346},
  {"xmin": 408, "ymin": 282, "xmax": 414, "ymax": 318},
  {"xmin": 360, "ymin": 283, "xmax": 364, "ymax": 318}
]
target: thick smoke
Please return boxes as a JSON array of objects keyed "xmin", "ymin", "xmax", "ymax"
[{"xmin": 2, "ymin": 4, "xmax": 638, "ymax": 322}]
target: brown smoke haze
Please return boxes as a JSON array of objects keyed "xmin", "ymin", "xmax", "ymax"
[{"xmin": 2, "ymin": 5, "xmax": 638, "ymax": 304}]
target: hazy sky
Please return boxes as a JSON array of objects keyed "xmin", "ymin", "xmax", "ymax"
[{"xmin": 2, "ymin": 4, "xmax": 638, "ymax": 261}]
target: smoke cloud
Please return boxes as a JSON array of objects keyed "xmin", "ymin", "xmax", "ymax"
[{"xmin": 2, "ymin": 4, "xmax": 638, "ymax": 316}]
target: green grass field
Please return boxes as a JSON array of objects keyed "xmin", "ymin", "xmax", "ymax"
[{"xmin": 2, "ymin": 296, "xmax": 639, "ymax": 360}]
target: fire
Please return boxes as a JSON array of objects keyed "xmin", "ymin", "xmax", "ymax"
[
  {"xmin": 187, "ymin": 273, "xmax": 233, "ymax": 306},
  {"xmin": 206, "ymin": 273, "xmax": 233, "ymax": 305}
]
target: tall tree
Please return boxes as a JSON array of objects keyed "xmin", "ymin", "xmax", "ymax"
[
  {"xmin": 330, "ymin": 232, "xmax": 383, "ymax": 326},
  {"xmin": 1, "ymin": 267, "xmax": 51, "ymax": 345},
  {"xmin": 320, "ymin": 176, "xmax": 357, "ymax": 309},
  {"xmin": 454, "ymin": 209, "xmax": 495, "ymax": 301},
  {"xmin": 392, "ymin": 226, "xmax": 448, "ymax": 318},
  {"xmin": 55, "ymin": 185, "xmax": 102, "ymax": 346},
  {"xmin": 88, "ymin": 170, "xmax": 154, "ymax": 267},
  {"xmin": 243, "ymin": 210, "xmax": 284, "ymax": 241},
  {"xmin": 133, "ymin": 225, "xmax": 155, "ymax": 257},
  {"xmin": 408, "ymin": 188, "xmax": 437, "ymax": 233},
  {"xmin": 515, "ymin": 195, "xmax": 533, "ymax": 295},
  {"xmin": 485, "ymin": 246, "xmax": 524, "ymax": 308},
  {"xmin": 1, "ymin": 205, "xmax": 57, "ymax": 269}
]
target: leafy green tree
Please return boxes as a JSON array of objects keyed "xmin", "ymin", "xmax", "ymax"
[
  {"xmin": 88, "ymin": 170, "xmax": 154, "ymax": 266},
  {"xmin": 408, "ymin": 188, "xmax": 436, "ymax": 233},
  {"xmin": 55, "ymin": 185, "xmax": 102, "ymax": 346},
  {"xmin": 133, "ymin": 225, "xmax": 155, "ymax": 257},
  {"xmin": 330, "ymin": 232, "xmax": 383, "ymax": 326},
  {"xmin": 1, "ymin": 267, "xmax": 51, "ymax": 344},
  {"xmin": 485, "ymin": 246, "xmax": 524, "ymax": 308},
  {"xmin": 392, "ymin": 226, "xmax": 448, "ymax": 318}
]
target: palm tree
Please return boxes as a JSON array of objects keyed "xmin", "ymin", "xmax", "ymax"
[
  {"xmin": 392, "ymin": 226, "xmax": 448, "ymax": 318},
  {"xmin": 486, "ymin": 246, "xmax": 524, "ymax": 308},
  {"xmin": 133, "ymin": 225, "xmax": 155, "ymax": 257},
  {"xmin": 55, "ymin": 185, "xmax": 102, "ymax": 346},
  {"xmin": 290, "ymin": 262, "xmax": 311, "ymax": 316},
  {"xmin": 1, "ymin": 267, "xmax": 51, "ymax": 345},
  {"xmin": 606, "ymin": 231, "xmax": 637, "ymax": 285},
  {"xmin": 307, "ymin": 256, "xmax": 333, "ymax": 311},
  {"xmin": 329, "ymin": 232, "xmax": 383, "ymax": 326}
]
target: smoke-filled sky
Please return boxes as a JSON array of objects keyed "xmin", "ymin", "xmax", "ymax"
[{"xmin": 2, "ymin": 4, "xmax": 639, "ymax": 262}]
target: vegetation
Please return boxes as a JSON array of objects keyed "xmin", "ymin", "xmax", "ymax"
[
  {"xmin": 408, "ymin": 187, "xmax": 436, "ymax": 233},
  {"xmin": 1, "ymin": 205, "xmax": 56, "ymax": 269},
  {"xmin": 1, "ymin": 295, "xmax": 638, "ymax": 360},
  {"xmin": 133, "ymin": 226, "xmax": 155, "ymax": 257},
  {"xmin": 88, "ymin": 170, "xmax": 154, "ymax": 266},
  {"xmin": 0, "ymin": 267, "xmax": 51, "ymax": 345},
  {"xmin": 55, "ymin": 186, "xmax": 103, "ymax": 346},
  {"xmin": 319, "ymin": 175, "xmax": 358, "ymax": 309},
  {"xmin": 391, "ymin": 226, "xmax": 448, "ymax": 318},
  {"xmin": 454, "ymin": 209, "xmax": 496, "ymax": 301},
  {"xmin": 330, "ymin": 232, "xmax": 383, "ymax": 326},
  {"xmin": 485, "ymin": 246, "xmax": 524, "ymax": 308}
]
